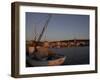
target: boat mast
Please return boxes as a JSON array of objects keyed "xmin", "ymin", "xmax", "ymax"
[
  {"xmin": 37, "ymin": 14, "xmax": 52, "ymax": 42},
  {"xmin": 33, "ymin": 14, "xmax": 52, "ymax": 53}
]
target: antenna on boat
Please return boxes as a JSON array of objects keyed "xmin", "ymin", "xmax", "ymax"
[
  {"xmin": 34, "ymin": 24, "xmax": 36, "ymax": 41},
  {"xmin": 33, "ymin": 24, "xmax": 37, "ymax": 41},
  {"xmin": 44, "ymin": 26, "xmax": 47, "ymax": 41}
]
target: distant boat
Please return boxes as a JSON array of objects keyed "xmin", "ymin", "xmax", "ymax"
[{"xmin": 26, "ymin": 54, "xmax": 66, "ymax": 66}]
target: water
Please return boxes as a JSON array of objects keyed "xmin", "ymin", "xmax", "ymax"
[{"xmin": 50, "ymin": 46, "xmax": 89, "ymax": 65}]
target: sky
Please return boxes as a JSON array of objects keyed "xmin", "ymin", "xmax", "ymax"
[{"xmin": 26, "ymin": 12, "xmax": 89, "ymax": 41}]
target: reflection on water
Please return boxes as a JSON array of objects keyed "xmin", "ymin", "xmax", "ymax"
[{"xmin": 50, "ymin": 46, "xmax": 89, "ymax": 65}]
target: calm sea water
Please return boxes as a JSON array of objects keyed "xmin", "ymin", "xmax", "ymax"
[{"xmin": 50, "ymin": 46, "xmax": 89, "ymax": 65}]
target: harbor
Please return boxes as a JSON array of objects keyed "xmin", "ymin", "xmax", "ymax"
[
  {"xmin": 26, "ymin": 39, "xmax": 89, "ymax": 48},
  {"xmin": 26, "ymin": 13, "xmax": 89, "ymax": 67},
  {"xmin": 26, "ymin": 40, "xmax": 89, "ymax": 66}
]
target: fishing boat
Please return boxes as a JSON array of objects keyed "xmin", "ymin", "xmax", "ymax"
[
  {"xmin": 26, "ymin": 14, "xmax": 66, "ymax": 67},
  {"xmin": 26, "ymin": 54, "xmax": 66, "ymax": 66}
]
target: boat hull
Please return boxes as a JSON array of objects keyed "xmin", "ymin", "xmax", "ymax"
[
  {"xmin": 26, "ymin": 54, "xmax": 66, "ymax": 67},
  {"xmin": 48, "ymin": 56, "xmax": 66, "ymax": 66}
]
